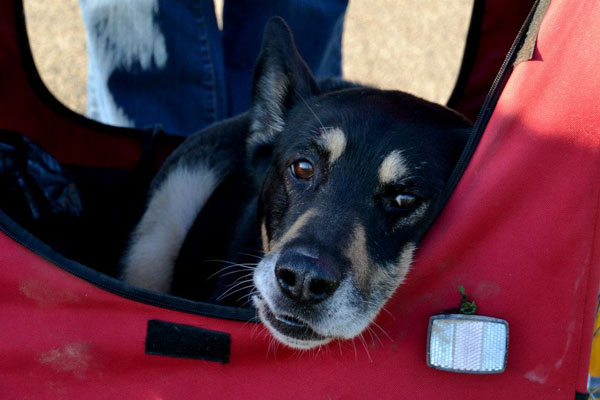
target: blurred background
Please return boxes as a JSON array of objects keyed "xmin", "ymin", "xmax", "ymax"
[{"xmin": 23, "ymin": 0, "xmax": 472, "ymax": 118}]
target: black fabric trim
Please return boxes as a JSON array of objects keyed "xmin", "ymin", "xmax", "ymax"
[
  {"xmin": 574, "ymin": 392, "xmax": 589, "ymax": 400},
  {"xmin": 0, "ymin": 207, "xmax": 256, "ymax": 321},
  {"xmin": 421, "ymin": 0, "xmax": 543, "ymax": 236},
  {"xmin": 446, "ymin": 0, "xmax": 486, "ymax": 108},
  {"xmin": 145, "ymin": 320, "xmax": 230, "ymax": 363}
]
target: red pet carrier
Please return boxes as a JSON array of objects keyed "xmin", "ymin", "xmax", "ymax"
[{"xmin": 1, "ymin": 0, "xmax": 598, "ymax": 398}]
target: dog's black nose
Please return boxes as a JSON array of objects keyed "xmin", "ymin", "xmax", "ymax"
[{"xmin": 275, "ymin": 250, "xmax": 341, "ymax": 304}]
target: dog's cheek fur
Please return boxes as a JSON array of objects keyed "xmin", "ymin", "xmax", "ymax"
[
  {"xmin": 344, "ymin": 220, "xmax": 410, "ymax": 293},
  {"xmin": 258, "ymin": 167, "xmax": 292, "ymax": 247},
  {"xmin": 321, "ymin": 242, "xmax": 416, "ymax": 338},
  {"xmin": 253, "ymin": 252, "xmax": 280, "ymax": 305},
  {"xmin": 344, "ymin": 223, "xmax": 371, "ymax": 291},
  {"xmin": 369, "ymin": 243, "xmax": 416, "ymax": 299}
]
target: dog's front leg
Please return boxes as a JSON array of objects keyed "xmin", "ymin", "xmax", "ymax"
[{"xmin": 120, "ymin": 114, "xmax": 251, "ymax": 293}]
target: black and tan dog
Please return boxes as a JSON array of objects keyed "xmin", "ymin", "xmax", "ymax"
[{"xmin": 121, "ymin": 18, "xmax": 471, "ymax": 349}]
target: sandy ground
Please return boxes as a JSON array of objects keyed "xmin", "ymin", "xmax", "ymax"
[{"xmin": 23, "ymin": 0, "xmax": 472, "ymax": 117}]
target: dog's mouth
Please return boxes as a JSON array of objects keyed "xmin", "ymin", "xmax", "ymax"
[{"xmin": 253, "ymin": 296, "xmax": 333, "ymax": 349}]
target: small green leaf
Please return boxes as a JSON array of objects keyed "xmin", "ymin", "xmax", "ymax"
[{"xmin": 458, "ymin": 285, "xmax": 477, "ymax": 315}]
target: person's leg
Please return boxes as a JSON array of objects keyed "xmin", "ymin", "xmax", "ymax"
[
  {"xmin": 80, "ymin": 0, "xmax": 227, "ymax": 135},
  {"xmin": 221, "ymin": 0, "xmax": 348, "ymax": 117}
]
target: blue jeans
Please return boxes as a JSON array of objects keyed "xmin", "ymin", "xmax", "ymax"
[{"xmin": 80, "ymin": 0, "xmax": 347, "ymax": 136}]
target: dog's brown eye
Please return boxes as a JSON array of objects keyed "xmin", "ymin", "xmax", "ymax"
[
  {"xmin": 290, "ymin": 160, "xmax": 314, "ymax": 180},
  {"xmin": 394, "ymin": 193, "xmax": 417, "ymax": 209}
]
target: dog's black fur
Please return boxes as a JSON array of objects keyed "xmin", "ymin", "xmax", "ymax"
[{"xmin": 122, "ymin": 17, "xmax": 471, "ymax": 349}]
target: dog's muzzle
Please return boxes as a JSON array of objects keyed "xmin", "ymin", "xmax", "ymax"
[{"xmin": 253, "ymin": 247, "xmax": 343, "ymax": 348}]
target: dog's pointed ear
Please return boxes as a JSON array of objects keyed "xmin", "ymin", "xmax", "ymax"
[{"xmin": 247, "ymin": 17, "xmax": 320, "ymax": 172}]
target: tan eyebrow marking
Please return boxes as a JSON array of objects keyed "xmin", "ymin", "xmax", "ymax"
[
  {"xmin": 316, "ymin": 127, "xmax": 347, "ymax": 164},
  {"xmin": 378, "ymin": 150, "xmax": 408, "ymax": 184}
]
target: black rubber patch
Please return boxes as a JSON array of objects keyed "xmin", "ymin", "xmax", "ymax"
[{"xmin": 145, "ymin": 319, "xmax": 230, "ymax": 363}]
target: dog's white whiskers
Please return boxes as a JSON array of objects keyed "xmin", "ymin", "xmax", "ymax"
[
  {"xmin": 205, "ymin": 258, "xmax": 258, "ymax": 266},
  {"xmin": 218, "ymin": 268, "xmax": 255, "ymax": 279},
  {"xmin": 221, "ymin": 262, "xmax": 259, "ymax": 267},
  {"xmin": 266, "ymin": 336, "xmax": 274, "ymax": 357},
  {"xmin": 289, "ymin": 348, "xmax": 299, "ymax": 360},
  {"xmin": 370, "ymin": 321, "xmax": 392, "ymax": 342},
  {"xmin": 215, "ymin": 278, "xmax": 255, "ymax": 301},
  {"xmin": 380, "ymin": 305, "xmax": 396, "ymax": 320},
  {"xmin": 238, "ymin": 251, "xmax": 264, "ymax": 260},
  {"xmin": 365, "ymin": 326, "xmax": 377, "ymax": 346},
  {"xmin": 219, "ymin": 277, "xmax": 254, "ymax": 294},
  {"xmin": 240, "ymin": 299, "xmax": 254, "ymax": 308},
  {"xmin": 240, "ymin": 295, "xmax": 257, "ymax": 307},
  {"xmin": 358, "ymin": 333, "xmax": 373, "ymax": 363},
  {"xmin": 243, "ymin": 316, "xmax": 256, "ymax": 330},
  {"xmin": 360, "ymin": 299, "xmax": 396, "ymax": 320},
  {"xmin": 239, "ymin": 289, "xmax": 259, "ymax": 308},
  {"xmin": 214, "ymin": 287, "xmax": 249, "ymax": 303},
  {"xmin": 314, "ymin": 344, "xmax": 322, "ymax": 359},
  {"xmin": 217, "ymin": 283, "xmax": 255, "ymax": 302},
  {"xmin": 366, "ymin": 325, "xmax": 384, "ymax": 347},
  {"xmin": 228, "ymin": 273, "xmax": 254, "ymax": 286},
  {"xmin": 270, "ymin": 336, "xmax": 277, "ymax": 357},
  {"xmin": 295, "ymin": 92, "xmax": 327, "ymax": 132},
  {"xmin": 250, "ymin": 319, "xmax": 267, "ymax": 341},
  {"xmin": 205, "ymin": 261, "xmax": 257, "ymax": 280},
  {"xmin": 239, "ymin": 290, "xmax": 257, "ymax": 303},
  {"xmin": 251, "ymin": 323, "xmax": 260, "ymax": 338},
  {"xmin": 229, "ymin": 274, "xmax": 256, "ymax": 308},
  {"xmin": 234, "ymin": 290, "xmax": 256, "ymax": 304},
  {"xmin": 273, "ymin": 337, "xmax": 283, "ymax": 357}
]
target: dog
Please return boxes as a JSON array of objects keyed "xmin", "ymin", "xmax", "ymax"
[{"xmin": 121, "ymin": 17, "xmax": 471, "ymax": 350}]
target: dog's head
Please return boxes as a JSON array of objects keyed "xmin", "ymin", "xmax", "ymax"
[{"xmin": 248, "ymin": 18, "xmax": 471, "ymax": 349}]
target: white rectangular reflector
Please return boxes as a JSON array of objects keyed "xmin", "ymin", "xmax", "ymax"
[{"xmin": 427, "ymin": 314, "xmax": 508, "ymax": 374}]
